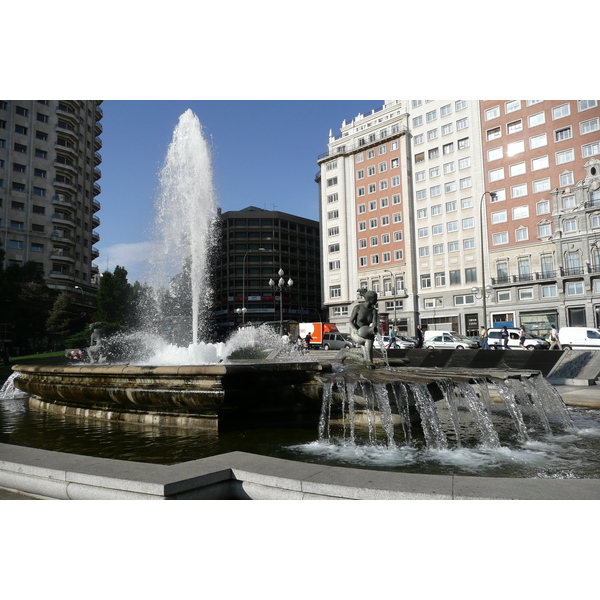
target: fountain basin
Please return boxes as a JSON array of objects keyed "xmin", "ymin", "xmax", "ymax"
[{"xmin": 12, "ymin": 362, "xmax": 329, "ymax": 429}]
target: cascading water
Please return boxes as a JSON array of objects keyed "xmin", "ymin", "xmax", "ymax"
[{"xmin": 301, "ymin": 371, "xmax": 589, "ymax": 476}]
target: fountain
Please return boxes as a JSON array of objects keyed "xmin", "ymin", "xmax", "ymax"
[{"xmin": 2, "ymin": 109, "xmax": 600, "ymax": 499}]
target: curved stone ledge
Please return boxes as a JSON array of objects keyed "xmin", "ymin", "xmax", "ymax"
[{"xmin": 1, "ymin": 443, "xmax": 599, "ymax": 500}]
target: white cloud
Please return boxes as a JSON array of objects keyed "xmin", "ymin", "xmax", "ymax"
[{"xmin": 97, "ymin": 241, "xmax": 156, "ymax": 284}]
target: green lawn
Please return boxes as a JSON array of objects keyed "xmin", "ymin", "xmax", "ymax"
[{"xmin": 1, "ymin": 351, "xmax": 66, "ymax": 384}]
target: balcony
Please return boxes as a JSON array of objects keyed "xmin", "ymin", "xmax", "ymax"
[
  {"xmin": 53, "ymin": 178, "xmax": 77, "ymax": 193},
  {"xmin": 52, "ymin": 194, "xmax": 76, "ymax": 207},
  {"xmin": 92, "ymin": 232, "xmax": 100, "ymax": 244},
  {"xmin": 91, "ymin": 247, "xmax": 100, "ymax": 260},
  {"xmin": 51, "ymin": 231, "xmax": 75, "ymax": 243},
  {"xmin": 51, "ymin": 212, "xmax": 75, "ymax": 226},
  {"xmin": 93, "ymin": 166, "xmax": 102, "ymax": 181},
  {"xmin": 92, "ymin": 215, "xmax": 100, "ymax": 228},
  {"xmin": 93, "ymin": 182, "xmax": 101, "ymax": 196},
  {"xmin": 562, "ymin": 267, "xmax": 585, "ymax": 277},
  {"xmin": 92, "ymin": 198, "xmax": 101, "ymax": 212},
  {"xmin": 50, "ymin": 251, "xmax": 75, "ymax": 263},
  {"xmin": 54, "ymin": 142, "xmax": 77, "ymax": 158}
]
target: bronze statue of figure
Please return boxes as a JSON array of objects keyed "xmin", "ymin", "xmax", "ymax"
[{"xmin": 347, "ymin": 288, "xmax": 379, "ymax": 365}]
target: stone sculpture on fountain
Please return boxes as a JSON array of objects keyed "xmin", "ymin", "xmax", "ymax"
[{"xmin": 343, "ymin": 288, "xmax": 379, "ymax": 366}]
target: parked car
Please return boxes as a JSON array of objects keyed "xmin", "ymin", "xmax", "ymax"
[
  {"xmin": 423, "ymin": 331, "xmax": 479, "ymax": 350},
  {"xmin": 558, "ymin": 327, "xmax": 600, "ymax": 350},
  {"xmin": 322, "ymin": 332, "xmax": 354, "ymax": 350},
  {"xmin": 374, "ymin": 335, "xmax": 416, "ymax": 350},
  {"xmin": 487, "ymin": 328, "xmax": 550, "ymax": 350}
]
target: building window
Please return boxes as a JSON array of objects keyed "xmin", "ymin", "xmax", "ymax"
[
  {"xmin": 528, "ymin": 112, "xmax": 545, "ymax": 127},
  {"xmin": 420, "ymin": 274, "xmax": 431, "ymax": 289},
  {"xmin": 507, "ymin": 120, "xmax": 523, "ymax": 134},
  {"xmin": 555, "ymin": 126, "xmax": 572, "ymax": 142},
  {"xmin": 465, "ymin": 267, "xmax": 477, "ymax": 283},
  {"xmin": 560, "ymin": 172, "xmax": 574, "ymax": 187},
  {"xmin": 542, "ymin": 284, "xmax": 557, "ymax": 298},
  {"xmin": 493, "ymin": 231, "xmax": 509, "ymax": 245},
  {"xmin": 519, "ymin": 288, "xmax": 534, "ymax": 300},
  {"xmin": 566, "ymin": 282, "xmax": 584, "ymax": 295},
  {"xmin": 329, "ymin": 285, "xmax": 341, "ymax": 298},
  {"xmin": 511, "ymin": 183, "xmax": 527, "ymax": 198},
  {"xmin": 556, "ymin": 149, "xmax": 574, "ymax": 164},
  {"xmin": 435, "ymin": 272, "xmax": 446, "ymax": 287},
  {"xmin": 516, "ymin": 227, "xmax": 529, "ymax": 241},
  {"xmin": 552, "ymin": 103, "xmax": 570, "ymax": 119},
  {"xmin": 454, "ymin": 295, "xmax": 475, "ymax": 305},
  {"xmin": 531, "ymin": 155, "xmax": 549, "ymax": 171},
  {"xmin": 492, "ymin": 210, "xmax": 507, "ymax": 224},
  {"xmin": 583, "ymin": 142, "xmax": 600, "ymax": 158},
  {"xmin": 513, "ymin": 205, "xmax": 529, "ymax": 220},
  {"xmin": 489, "ymin": 168, "xmax": 505, "ymax": 182},
  {"xmin": 538, "ymin": 223, "xmax": 552, "ymax": 237},
  {"xmin": 449, "ymin": 269, "xmax": 461, "ymax": 285},
  {"xmin": 580, "ymin": 118, "xmax": 599, "ymax": 135}
]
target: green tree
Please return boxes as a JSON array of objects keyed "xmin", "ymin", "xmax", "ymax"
[
  {"xmin": 94, "ymin": 265, "xmax": 132, "ymax": 326},
  {"xmin": 46, "ymin": 292, "xmax": 86, "ymax": 340},
  {"xmin": 15, "ymin": 282, "xmax": 56, "ymax": 350}
]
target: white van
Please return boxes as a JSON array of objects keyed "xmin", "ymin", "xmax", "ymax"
[
  {"xmin": 558, "ymin": 327, "xmax": 600, "ymax": 350},
  {"xmin": 423, "ymin": 330, "xmax": 479, "ymax": 350}
]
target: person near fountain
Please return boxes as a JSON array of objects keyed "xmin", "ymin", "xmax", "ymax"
[
  {"xmin": 346, "ymin": 289, "xmax": 379, "ymax": 365},
  {"xmin": 387, "ymin": 327, "xmax": 398, "ymax": 349},
  {"xmin": 415, "ymin": 324, "xmax": 424, "ymax": 348},
  {"xmin": 501, "ymin": 326, "xmax": 510, "ymax": 350},
  {"xmin": 518, "ymin": 325, "xmax": 527, "ymax": 349},
  {"xmin": 549, "ymin": 325, "xmax": 562, "ymax": 350},
  {"xmin": 480, "ymin": 325, "xmax": 490, "ymax": 350}
]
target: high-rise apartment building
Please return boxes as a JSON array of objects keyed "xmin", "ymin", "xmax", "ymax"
[
  {"xmin": 214, "ymin": 206, "xmax": 322, "ymax": 336},
  {"xmin": 316, "ymin": 101, "xmax": 415, "ymax": 334},
  {"xmin": 481, "ymin": 100, "xmax": 600, "ymax": 331},
  {"xmin": 0, "ymin": 100, "xmax": 102, "ymax": 313},
  {"xmin": 318, "ymin": 100, "xmax": 600, "ymax": 337}
]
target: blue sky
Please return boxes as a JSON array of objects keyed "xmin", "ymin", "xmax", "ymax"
[{"xmin": 96, "ymin": 100, "xmax": 383, "ymax": 283}]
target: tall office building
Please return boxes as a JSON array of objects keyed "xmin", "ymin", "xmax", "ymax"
[
  {"xmin": 318, "ymin": 100, "xmax": 600, "ymax": 336},
  {"xmin": 213, "ymin": 206, "xmax": 322, "ymax": 336},
  {"xmin": 0, "ymin": 100, "xmax": 102, "ymax": 313}
]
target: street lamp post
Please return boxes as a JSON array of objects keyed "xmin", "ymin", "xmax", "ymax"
[
  {"xmin": 478, "ymin": 191, "xmax": 497, "ymax": 328},
  {"xmin": 383, "ymin": 269, "xmax": 397, "ymax": 330},
  {"xmin": 269, "ymin": 268, "xmax": 293, "ymax": 335},
  {"xmin": 239, "ymin": 247, "xmax": 265, "ymax": 324}
]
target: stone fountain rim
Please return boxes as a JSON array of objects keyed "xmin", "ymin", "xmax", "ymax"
[{"xmin": 11, "ymin": 361, "xmax": 326, "ymax": 377}]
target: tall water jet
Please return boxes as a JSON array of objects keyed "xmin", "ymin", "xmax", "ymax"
[{"xmin": 148, "ymin": 109, "xmax": 218, "ymax": 345}]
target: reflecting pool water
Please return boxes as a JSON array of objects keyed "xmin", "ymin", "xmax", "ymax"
[{"xmin": 2, "ymin": 393, "xmax": 600, "ymax": 478}]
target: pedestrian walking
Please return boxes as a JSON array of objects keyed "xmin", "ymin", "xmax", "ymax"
[
  {"xmin": 415, "ymin": 324, "xmax": 424, "ymax": 348},
  {"xmin": 549, "ymin": 325, "xmax": 562, "ymax": 350},
  {"xmin": 519, "ymin": 325, "xmax": 526, "ymax": 349},
  {"xmin": 388, "ymin": 328, "xmax": 398, "ymax": 349},
  {"xmin": 501, "ymin": 326, "xmax": 510, "ymax": 350},
  {"xmin": 480, "ymin": 326, "xmax": 489, "ymax": 350}
]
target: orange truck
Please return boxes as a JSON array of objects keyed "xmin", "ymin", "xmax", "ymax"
[{"xmin": 299, "ymin": 323, "xmax": 340, "ymax": 347}]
